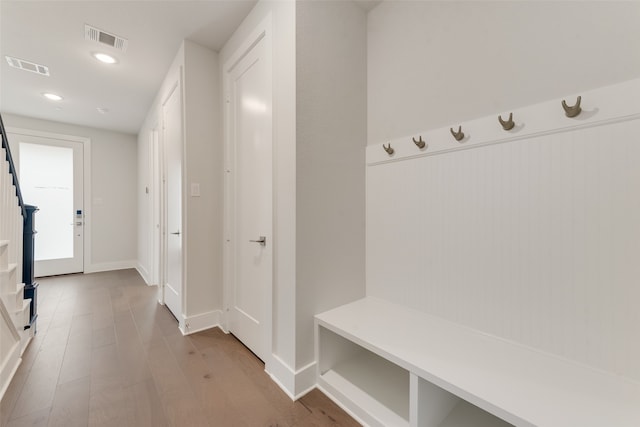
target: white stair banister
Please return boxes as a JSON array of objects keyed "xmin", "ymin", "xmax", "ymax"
[{"xmin": 0, "ymin": 113, "xmax": 32, "ymax": 401}]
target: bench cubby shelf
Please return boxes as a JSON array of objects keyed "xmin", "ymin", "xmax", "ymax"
[{"xmin": 315, "ymin": 297, "xmax": 640, "ymax": 427}]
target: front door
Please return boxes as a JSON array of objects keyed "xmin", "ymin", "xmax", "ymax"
[
  {"xmin": 10, "ymin": 133, "xmax": 84, "ymax": 277},
  {"xmin": 163, "ymin": 82, "xmax": 183, "ymax": 321},
  {"xmin": 226, "ymin": 32, "xmax": 272, "ymax": 361}
]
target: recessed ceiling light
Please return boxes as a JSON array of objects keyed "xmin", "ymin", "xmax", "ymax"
[
  {"xmin": 43, "ymin": 93, "xmax": 63, "ymax": 101},
  {"xmin": 96, "ymin": 107, "xmax": 109, "ymax": 114},
  {"xmin": 93, "ymin": 52, "xmax": 117, "ymax": 64}
]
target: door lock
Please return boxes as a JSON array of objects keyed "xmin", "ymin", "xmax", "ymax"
[
  {"xmin": 249, "ymin": 236, "xmax": 266, "ymax": 246},
  {"xmin": 170, "ymin": 231, "xmax": 181, "ymax": 235}
]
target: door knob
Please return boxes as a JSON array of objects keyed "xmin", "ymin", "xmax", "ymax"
[
  {"xmin": 249, "ymin": 236, "xmax": 266, "ymax": 246},
  {"xmin": 170, "ymin": 231, "xmax": 181, "ymax": 235}
]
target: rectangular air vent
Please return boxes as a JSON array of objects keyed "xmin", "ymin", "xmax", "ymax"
[
  {"xmin": 84, "ymin": 24, "xmax": 128, "ymax": 52},
  {"xmin": 5, "ymin": 56, "xmax": 50, "ymax": 76}
]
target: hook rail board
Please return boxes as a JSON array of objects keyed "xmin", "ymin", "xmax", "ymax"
[
  {"xmin": 366, "ymin": 99, "xmax": 640, "ymax": 381},
  {"xmin": 367, "ymin": 78, "xmax": 640, "ymax": 166}
]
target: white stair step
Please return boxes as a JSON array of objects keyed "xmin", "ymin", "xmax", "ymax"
[
  {"xmin": 0, "ymin": 263, "xmax": 18, "ymax": 293},
  {"xmin": 11, "ymin": 298, "xmax": 31, "ymax": 331},
  {"xmin": 0, "ymin": 263, "xmax": 18, "ymax": 275},
  {"xmin": 3, "ymin": 282, "xmax": 26, "ymax": 311}
]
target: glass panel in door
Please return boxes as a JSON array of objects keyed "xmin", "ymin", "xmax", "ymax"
[{"xmin": 12, "ymin": 134, "xmax": 84, "ymax": 277}]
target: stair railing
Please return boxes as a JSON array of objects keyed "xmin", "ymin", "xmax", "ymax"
[{"xmin": 0, "ymin": 114, "xmax": 26, "ymax": 219}]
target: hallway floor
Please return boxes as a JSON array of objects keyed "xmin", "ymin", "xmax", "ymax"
[{"xmin": 0, "ymin": 269, "xmax": 359, "ymax": 427}]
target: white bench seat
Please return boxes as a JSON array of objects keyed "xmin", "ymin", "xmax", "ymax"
[{"xmin": 315, "ymin": 297, "xmax": 640, "ymax": 427}]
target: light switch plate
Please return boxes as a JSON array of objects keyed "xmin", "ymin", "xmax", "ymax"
[{"xmin": 191, "ymin": 183, "xmax": 201, "ymax": 197}]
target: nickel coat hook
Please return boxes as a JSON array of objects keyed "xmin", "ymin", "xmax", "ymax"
[
  {"xmin": 450, "ymin": 126, "xmax": 465, "ymax": 142},
  {"xmin": 383, "ymin": 143, "xmax": 394, "ymax": 155},
  {"xmin": 562, "ymin": 96, "xmax": 582, "ymax": 118},
  {"xmin": 412, "ymin": 136, "xmax": 426, "ymax": 149},
  {"xmin": 498, "ymin": 113, "xmax": 515, "ymax": 131}
]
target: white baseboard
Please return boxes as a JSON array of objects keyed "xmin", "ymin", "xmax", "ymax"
[
  {"xmin": 85, "ymin": 260, "xmax": 137, "ymax": 274},
  {"xmin": 294, "ymin": 361, "xmax": 317, "ymax": 399},
  {"xmin": 136, "ymin": 263, "xmax": 151, "ymax": 285},
  {"xmin": 267, "ymin": 354, "xmax": 317, "ymax": 400},
  {"xmin": 180, "ymin": 310, "xmax": 222, "ymax": 335}
]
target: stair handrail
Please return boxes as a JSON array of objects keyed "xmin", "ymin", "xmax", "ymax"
[{"xmin": 0, "ymin": 114, "xmax": 26, "ymax": 218}]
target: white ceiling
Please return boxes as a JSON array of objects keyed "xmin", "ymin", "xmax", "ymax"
[{"xmin": 0, "ymin": 0, "xmax": 257, "ymax": 135}]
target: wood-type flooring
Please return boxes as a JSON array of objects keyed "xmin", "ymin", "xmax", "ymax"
[{"xmin": 0, "ymin": 269, "xmax": 360, "ymax": 427}]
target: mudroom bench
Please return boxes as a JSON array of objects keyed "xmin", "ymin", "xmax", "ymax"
[{"xmin": 315, "ymin": 297, "xmax": 640, "ymax": 427}]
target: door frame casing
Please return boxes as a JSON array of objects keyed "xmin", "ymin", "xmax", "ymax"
[
  {"xmin": 160, "ymin": 73, "xmax": 186, "ymax": 331},
  {"xmin": 7, "ymin": 127, "xmax": 91, "ymax": 274},
  {"xmin": 222, "ymin": 15, "xmax": 274, "ymax": 363},
  {"xmin": 149, "ymin": 126, "xmax": 162, "ymax": 289}
]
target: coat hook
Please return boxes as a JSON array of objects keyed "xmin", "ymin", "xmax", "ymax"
[
  {"xmin": 412, "ymin": 136, "xmax": 426, "ymax": 149},
  {"xmin": 383, "ymin": 143, "xmax": 394, "ymax": 155},
  {"xmin": 450, "ymin": 126, "xmax": 464, "ymax": 142},
  {"xmin": 562, "ymin": 96, "xmax": 582, "ymax": 118},
  {"xmin": 498, "ymin": 112, "xmax": 515, "ymax": 131}
]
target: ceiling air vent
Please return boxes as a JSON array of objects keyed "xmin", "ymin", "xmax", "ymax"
[
  {"xmin": 5, "ymin": 56, "xmax": 50, "ymax": 76},
  {"xmin": 84, "ymin": 24, "xmax": 128, "ymax": 52}
]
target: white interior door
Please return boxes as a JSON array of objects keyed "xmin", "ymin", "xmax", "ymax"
[
  {"xmin": 227, "ymin": 33, "xmax": 272, "ymax": 361},
  {"xmin": 10, "ymin": 133, "xmax": 84, "ymax": 277},
  {"xmin": 163, "ymin": 83, "xmax": 183, "ymax": 321}
]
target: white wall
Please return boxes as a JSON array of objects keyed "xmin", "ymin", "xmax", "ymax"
[
  {"xmin": 136, "ymin": 124, "xmax": 154, "ymax": 284},
  {"xmin": 137, "ymin": 40, "xmax": 222, "ymax": 329},
  {"xmin": 218, "ymin": 0, "xmax": 368, "ymax": 397},
  {"xmin": 365, "ymin": 1, "xmax": 640, "ymax": 380},
  {"xmin": 366, "ymin": 87, "xmax": 640, "ymax": 380},
  {"xmin": 219, "ymin": 0, "xmax": 367, "ymax": 396},
  {"xmin": 220, "ymin": 0, "xmax": 297, "ymax": 389},
  {"xmin": 295, "ymin": 0, "xmax": 367, "ymax": 373},
  {"xmin": 368, "ymin": 1, "xmax": 640, "ymax": 145},
  {"xmin": 182, "ymin": 40, "xmax": 222, "ymax": 320},
  {"xmin": 3, "ymin": 113, "xmax": 137, "ymax": 271},
  {"xmin": 137, "ymin": 45, "xmax": 184, "ymax": 287}
]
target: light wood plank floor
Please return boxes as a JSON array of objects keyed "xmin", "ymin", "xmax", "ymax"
[{"xmin": 0, "ymin": 269, "xmax": 360, "ymax": 427}]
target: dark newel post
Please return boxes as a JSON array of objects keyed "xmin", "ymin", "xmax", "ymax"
[{"xmin": 23, "ymin": 204, "xmax": 39, "ymax": 333}]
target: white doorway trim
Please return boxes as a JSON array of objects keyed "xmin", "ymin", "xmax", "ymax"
[
  {"xmin": 222, "ymin": 14, "xmax": 274, "ymax": 364},
  {"xmin": 150, "ymin": 127, "xmax": 162, "ymax": 288},
  {"xmin": 7, "ymin": 127, "xmax": 92, "ymax": 274},
  {"xmin": 160, "ymin": 75, "xmax": 186, "ymax": 332}
]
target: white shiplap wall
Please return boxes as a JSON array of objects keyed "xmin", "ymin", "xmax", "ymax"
[{"xmin": 366, "ymin": 79, "xmax": 640, "ymax": 381}]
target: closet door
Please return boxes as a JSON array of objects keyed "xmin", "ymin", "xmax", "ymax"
[
  {"xmin": 225, "ymin": 30, "xmax": 273, "ymax": 361},
  {"xmin": 162, "ymin": 81, "xmax": 183, "ymax": 322}
]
